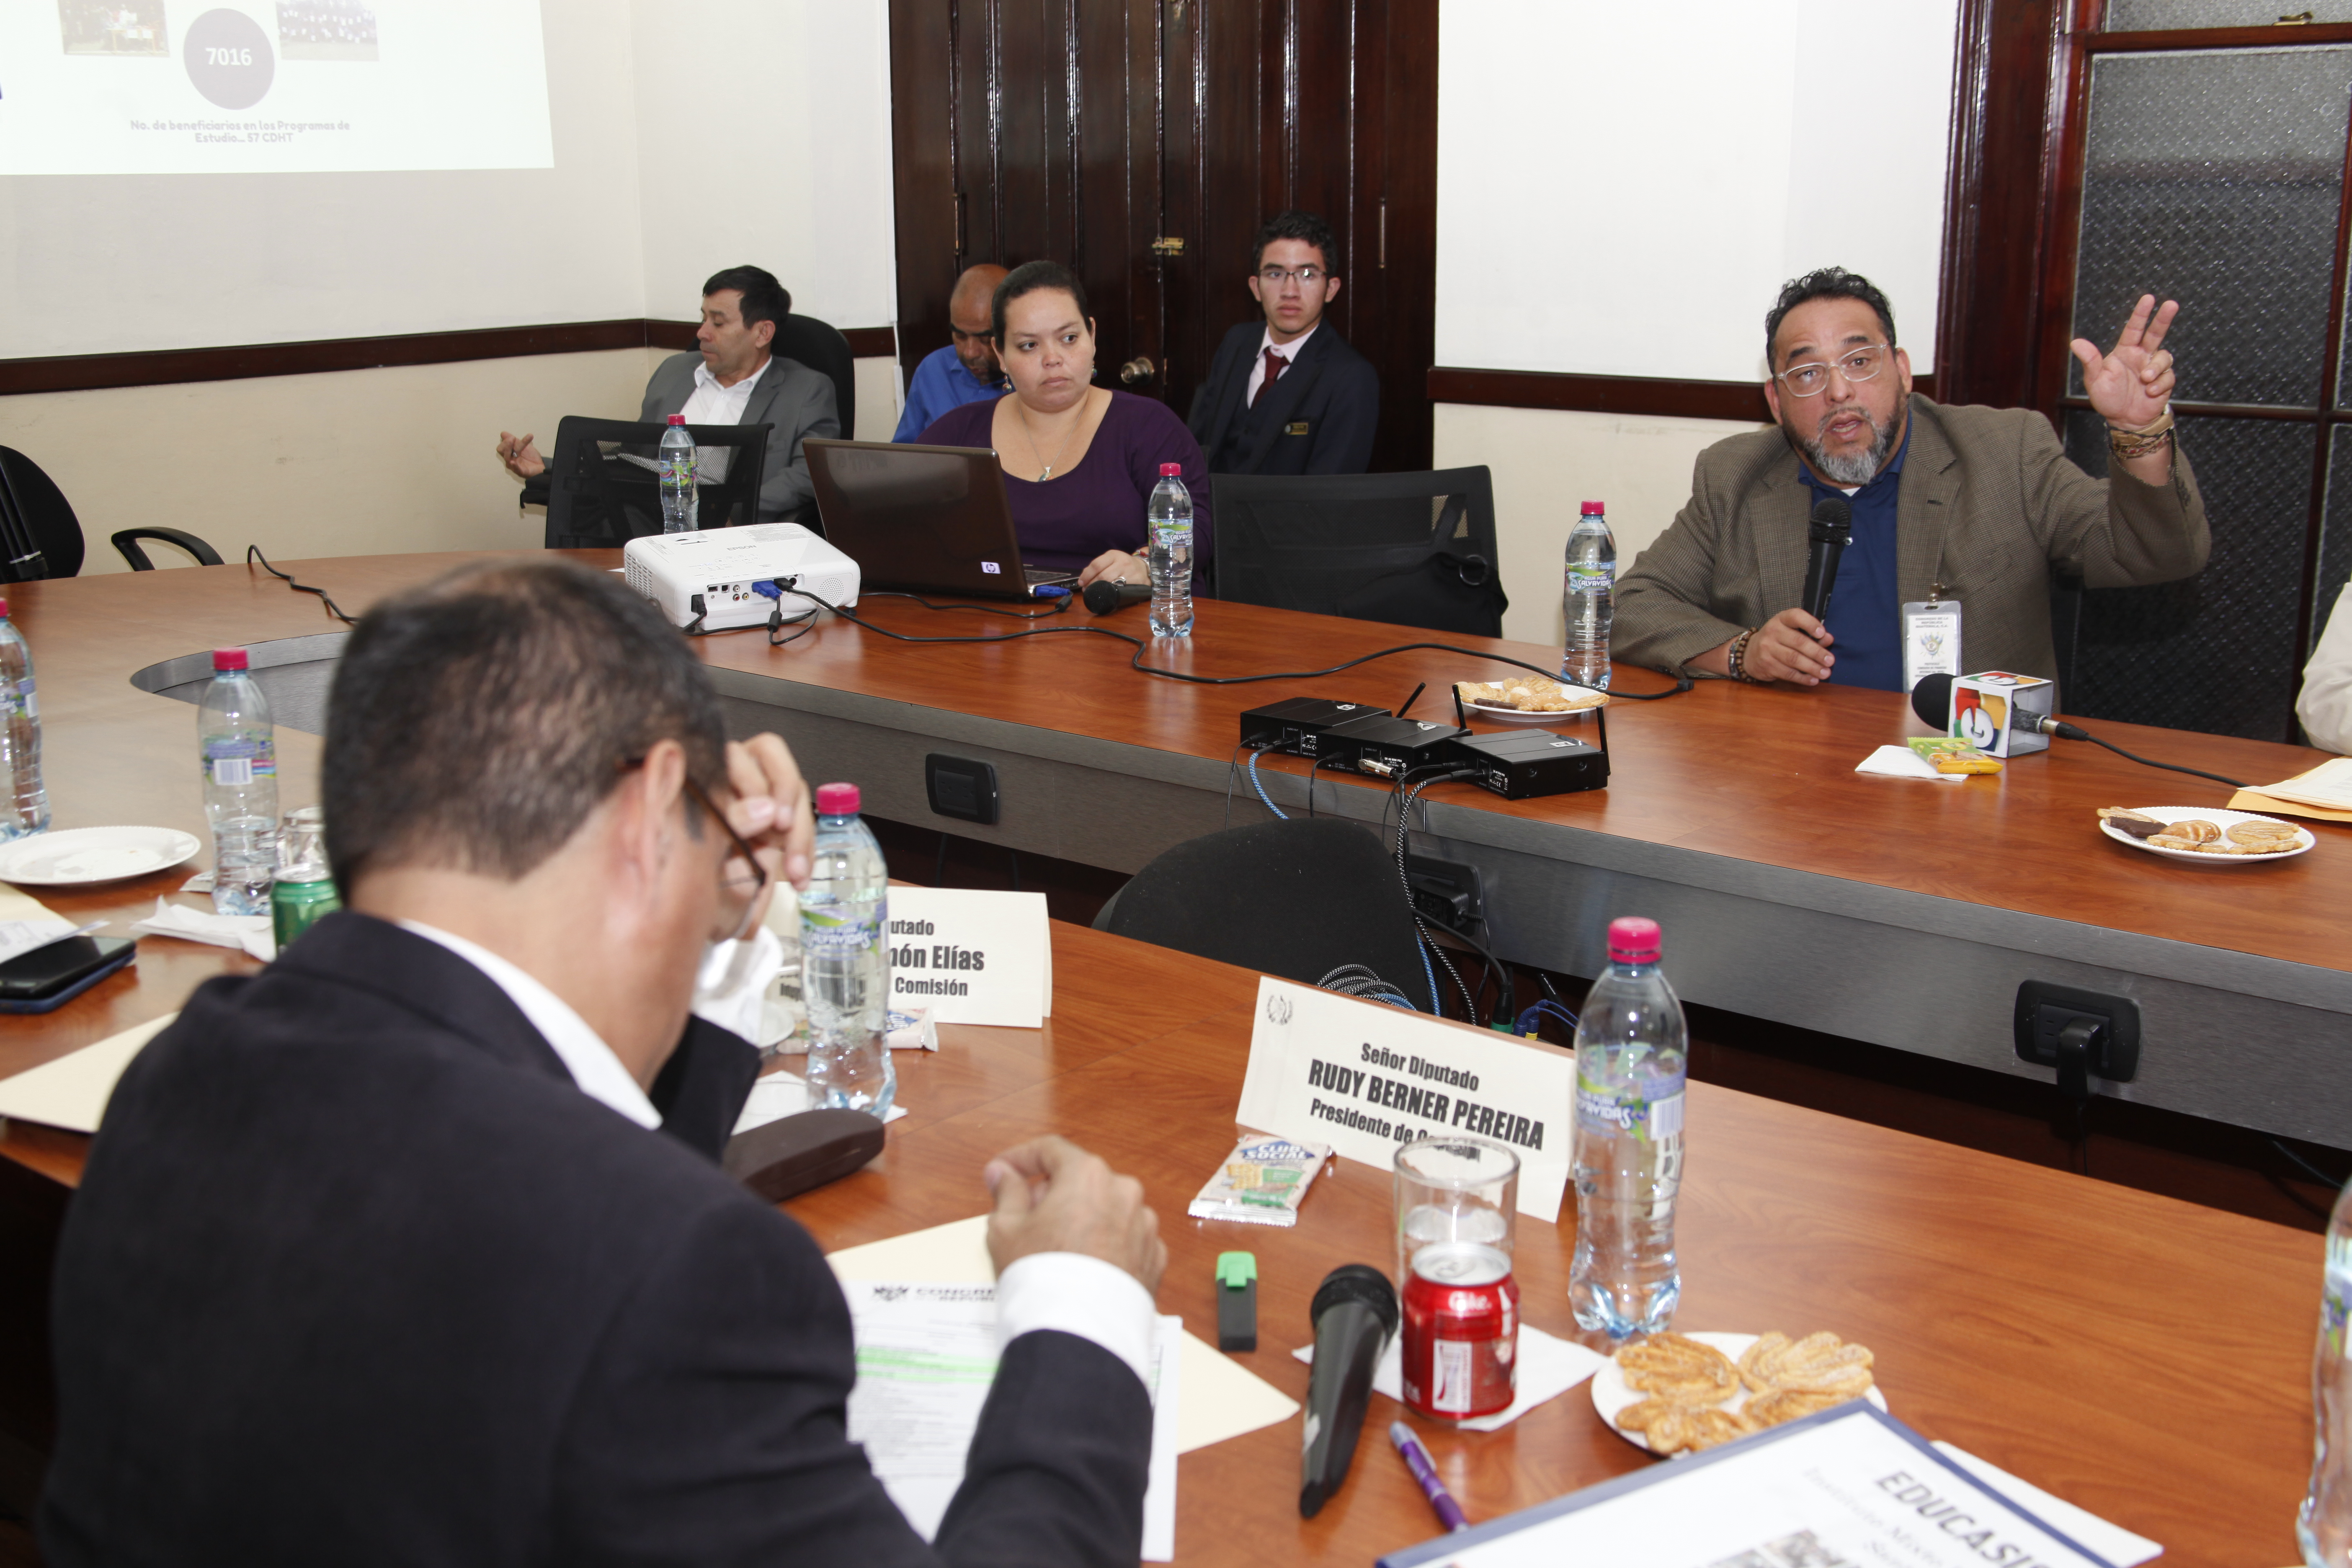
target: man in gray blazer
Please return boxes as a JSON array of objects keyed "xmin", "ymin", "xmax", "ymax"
[
  {"xmin": 1613, "ymin": 268, "xmax": 2207, "ymax": 694},
  {"xmin": 499, "ymin": 265, "xmax": 838, "ymax": 524}
]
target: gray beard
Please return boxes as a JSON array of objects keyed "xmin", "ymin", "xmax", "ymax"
[{"xmin": 1792, "ymin": 407, "xmax": 1899, "ymax": 486}]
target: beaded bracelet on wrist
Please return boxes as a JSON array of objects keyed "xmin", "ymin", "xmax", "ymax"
[
  {"xmin": 2108, "ymin": 406, "xmax": 2175, "ymax": 462},
  {"xmin": 1726, "ymin": 627, "xmax": 1759, "ymax": 683}
]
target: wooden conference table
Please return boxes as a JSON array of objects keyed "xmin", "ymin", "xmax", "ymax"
[
  {"xmin": 17, "ymin": 548, "xmax": 2337, "ymax": 1142},
  {"xmin": 0, "ymin": 552, "xmax": 2328, "ymax": 1564}
]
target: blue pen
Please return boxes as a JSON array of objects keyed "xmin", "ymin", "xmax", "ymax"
[{"xmin": 1387, "ymin": 1421, "xmax": 1468, "ymax": 1533}]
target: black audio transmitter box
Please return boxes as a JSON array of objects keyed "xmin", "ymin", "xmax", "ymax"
[
  {"xmin": 1238, "ymin": 697, "xmax": 1388, "ymax": 757},
  {"xmin": 1445, "ymin": 729, "xmax": 1608, "ymax": 798},
  {"xmin": 1322, "ymin": 713, "xmax": 1466, "ymax": 778}
]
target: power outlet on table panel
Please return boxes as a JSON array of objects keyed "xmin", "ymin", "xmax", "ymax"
[
  {"xmin": 2013, "ymin": 981, "xmax": 2141, "ymax": 1083},
  {"xmin": 1406, "ymin": 854, "xmax": 1485, "ymax": 935}
]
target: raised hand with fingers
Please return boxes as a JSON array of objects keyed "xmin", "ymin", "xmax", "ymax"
[{"xmin": 2071, "ymin": 294, "xmax": 2179, "ymax": 432}]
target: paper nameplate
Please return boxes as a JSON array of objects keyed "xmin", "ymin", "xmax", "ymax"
[
  {"xmin": 1235, "ymin": 977, "xmax": 1572, "ymax": 1221},
  {"xmin": 883, "ymin": 887, "xmax": 1052, "ymax": 1029}
]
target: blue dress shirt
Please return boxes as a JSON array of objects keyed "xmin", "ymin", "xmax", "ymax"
[
  {"xmin": 1796, "ymin": 423, "xmax": 1913, "ymax": 693},
  {"xmin": 894, "ymin": 344, "xmax": 1005, "ymax": 442}
]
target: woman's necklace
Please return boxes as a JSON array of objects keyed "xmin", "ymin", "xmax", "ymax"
[{"xmin": 1015, "ymin": 395, "xmax": 1086, "ymax": 480}]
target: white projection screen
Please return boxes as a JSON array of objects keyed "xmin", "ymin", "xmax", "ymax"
[{"xmin": 0, "ymin": 1, "xmax": 553, "ymax": 175}]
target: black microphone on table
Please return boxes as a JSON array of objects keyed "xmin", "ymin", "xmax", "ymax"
[
  {"xmin": 1909, "ymin": 672, "xmax": 2088, "ymax": 740},
  {"xmin": 1299, "ymin": 1263, "xmax": 1399, "ymax": 1518},
  {"xmin": 1082, "ymin": 579, "xmax": 1153, "ymax": 614},
  {"xmin": 1799, "ymin": 498, "xmax": 1854, "ymax": 623}
]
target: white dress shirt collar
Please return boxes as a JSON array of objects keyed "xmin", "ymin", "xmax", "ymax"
[
  {"xmin": 692, "ymin": 353, "xmax": 771, "ymax": 400},
  {"xmin": 397, "ymin": 920, "xmax": 661, "ymax": 1130},
  {"xmin": 1258, "ymin": 322, "xmax": 1317, "ymax": 362}
]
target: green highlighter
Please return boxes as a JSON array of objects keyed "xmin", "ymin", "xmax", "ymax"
[{"xmin": 1215, "ymin": 1251, "xmax": 1257, "ymax": 1352}]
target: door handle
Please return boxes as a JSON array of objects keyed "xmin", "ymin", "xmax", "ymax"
[{"xmin": 1119, "ymin": 356, "xmax": 1155, "ymax": 385}]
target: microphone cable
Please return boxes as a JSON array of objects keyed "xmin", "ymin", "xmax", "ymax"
[
  {"xmin": 2062, "ymin": 726, "xmax": 2245, "ymax": 792},
  {"xmin": 247, "ymin": 545, "xmax": 357, "ymax": 625},
  {"xmin": 763, "ymin": 579, "xmax": 1696, "ymax": 698}
]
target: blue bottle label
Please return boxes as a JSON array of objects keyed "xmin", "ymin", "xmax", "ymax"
[
  {"xmin": 1567, "ymin": 565, "xmax": 1612, "ymax": 595},
  {"xmin": 9, "ymin": 678, "xmax": 34, "ymax": 721},
  {"xmin": 204, "ymin": 736, "xmax": 277, "ymax": 787},
  {"xmin": 802, "ymin": 906, "xmax": 881, "ymax": 954},
  {"xmin": 1575, "ymin": 1070, "xmax": 1686, "ymax": 1141}
]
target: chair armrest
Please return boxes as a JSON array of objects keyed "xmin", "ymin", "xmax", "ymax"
[{"xmin": 112, "ymin": 528, "xmax": 226, "ymax": 571}]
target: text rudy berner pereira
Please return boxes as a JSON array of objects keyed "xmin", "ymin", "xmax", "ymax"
[{"xmin": 1306, "ymin": 1047, "xmax": 1546, "ymax": 1151}]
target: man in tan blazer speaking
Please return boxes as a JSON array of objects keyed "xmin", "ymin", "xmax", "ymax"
[{"xmin": 1612, "ymin": 268, "xmax": 2207, "ymax": 693}]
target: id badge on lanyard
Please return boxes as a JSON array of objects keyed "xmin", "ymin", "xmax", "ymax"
[{"xmin": 1902, "ymin": 598, "xmax": 1961, "ymax": 694}]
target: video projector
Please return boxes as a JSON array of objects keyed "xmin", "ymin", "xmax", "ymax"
[{"xmin": 622, "ymin": 524, "xmax": 861, "ymax": 632}]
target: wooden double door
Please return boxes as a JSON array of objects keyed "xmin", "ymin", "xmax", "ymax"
[{"xmin": 886, "ymin": 0, "xmax": 1437, "ymax": 471}]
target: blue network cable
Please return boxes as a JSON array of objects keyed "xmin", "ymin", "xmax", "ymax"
[{"xmin": 1245, "ymin": 749, "xmax": 1289, "ymax": 820}]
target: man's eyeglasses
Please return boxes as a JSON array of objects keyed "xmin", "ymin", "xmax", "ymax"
[
  {"xmin": 1774, "ymin": 343, "xmax": 1894, "ymax": 398},
  {"xmin": 1257, "ymin": 265, "xmax": 1326, "ymax": 287},
  {"xmin": 619, "ymin": 758, "xmax": 770, "ymax": 944}
]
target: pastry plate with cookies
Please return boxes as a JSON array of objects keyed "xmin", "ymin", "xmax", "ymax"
[
  {"xmin": 1590, "ymin": 1330, "xmax": 1884, "ymax": 1459},
  {"xmin": 2097, "ymin": 806, "xmax": 2314, "ymax": 864},
  {"xmin": 1453, "ymin": 676, "xmax": 1609, "ymax": 724}
]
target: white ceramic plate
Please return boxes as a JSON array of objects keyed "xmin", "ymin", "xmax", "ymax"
[
  {"xmin": 1455, "ymin": 681, "xmax": 1609, "ymax": 725},
  {"xmin": 2097, "ymin": 806, "xmax": 2314, "ymax": 865},
  {"xmin": 0, "ymin": 825, "xmax": 202, "ymax": 886},
  {"xmin": 1590, "ymin": 1331, "xmax": 1887, "ymax": 1457}
]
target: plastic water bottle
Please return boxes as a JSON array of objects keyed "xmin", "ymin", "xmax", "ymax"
[
  {"xmin": 1563, "ymin": 500, "xmax": 1615, "ymax": 690},
  {"xmin": 0, "ymin": 600, "xmax": 48, "ymax": 840},
  {"xmin": 2301, "ymin": 1186, "xmax": 2352, "ymax": 1564},
  {"xmin": 659, "ymin": 414, "xmax": 698, "ymax": 534},
  {"xmin": 800, "ymin": 782, "xmax": 895, "ymax": 1116},
  {"xmin": 199, "ymin": 647, "xmax": 277, "ymax": 917},
  {"xmin": 1148, "ymin": 462, "xmax": 1194, "ymax": 638},
  {"xmin": 1570, "ymin": 916, "xmax": 1687, "ymax": 1341}
]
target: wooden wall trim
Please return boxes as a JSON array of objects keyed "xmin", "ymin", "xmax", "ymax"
[
  {"xmin": 0, "ymin": 320, "xmax": 900, "ymax": 397},
  {"xmin": 1428, "ymin": 366, "xmax": 1938, "ymax": 423}
]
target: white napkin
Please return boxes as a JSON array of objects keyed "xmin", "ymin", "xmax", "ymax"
[
  {"xmin": 1854, "ymin": 744, "xmax": 1964, "ymax": 782},
  {"xmin": 1292, "ymin": 1322, "xmax": 1606, "ymax": 1432},
  {"xmin": 131, "ymin": 897, "xmax": 274, "ymax": 962}
]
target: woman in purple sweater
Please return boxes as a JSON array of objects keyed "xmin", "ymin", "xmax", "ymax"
[{"xmin": 918, "ymin": 260, "xmax": 1210, "ymax": 591}]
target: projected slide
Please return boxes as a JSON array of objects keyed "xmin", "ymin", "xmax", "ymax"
[{"xmin": 0, "ymin": 2, "xmax": 552, "ymax": 174}]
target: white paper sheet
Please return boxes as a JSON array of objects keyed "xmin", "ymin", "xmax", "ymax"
[
  {"xmin": 0, "ymin": 1013, "xmax": 179, "ymax": 1133},
  {"xmin": 1293, "ymin": 1322, "xmax": 1606, "ymax": 1432},
  {"xmin": 840, "ymin": 1281, "xmax": 1181, "ymax": 1560},
  {"xmin": 826, "ymin": 1216, "xmax": 1300, "ymax": 1455}
]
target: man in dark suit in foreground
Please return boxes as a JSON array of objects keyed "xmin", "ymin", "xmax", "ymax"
[
  {"xmin": 1187, "ymin": 209, "xmax": 1380, "ymax": 476},
  {"xmin": 41, "ymin": 559, "xmax": 1165, "ymax": 1566}
]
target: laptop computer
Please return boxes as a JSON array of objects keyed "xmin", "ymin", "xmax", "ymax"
[{"xmin": 804, "ymin": 438, "xmax": 1080, "ymax": 601}]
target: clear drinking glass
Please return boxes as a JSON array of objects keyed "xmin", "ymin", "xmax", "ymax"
[{"xmin": 1394, "ymin": 1136, "xmax": 1522, "ymax": 1421}]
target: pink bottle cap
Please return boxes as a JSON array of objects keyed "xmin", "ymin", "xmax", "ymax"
[
  {"xmin": 668, "ymin": 413, "xmax": 687, "ymax": 425},
  {"xmin": 1160, "ymin": 462, "xmax": 1184, "ymax": 477},
  {"xmin": 0, "ymin": 599, "xmax": 10, "ymax": 617},
  {"xmin": 815, "ymin": 782, "xmax": 861, "ymax": 815},
  {"xmin": 1580, "ymin": 500, "xmax": 1606, "ymax": 516},
  {"xmin": 1607, "ymin": 916, "xmax": 1661, "ymax": 964},
  {"xmin": 212, "ymin": 647, "xmax": 250, "ymax": 671}
]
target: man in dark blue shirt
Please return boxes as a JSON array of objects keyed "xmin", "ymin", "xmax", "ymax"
[
  {"xmin": 1793, "ymin": 419, "xmax": 1910, "ymax": 691},
  {"xmin": 895, "ymin": 263, "xmax": 1008, "ymax": 442}
]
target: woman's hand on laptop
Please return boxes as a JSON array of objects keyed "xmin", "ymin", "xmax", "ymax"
[{"xmin": 1076, "ymin": 549, "xmax": 1150, "ymax": 590}]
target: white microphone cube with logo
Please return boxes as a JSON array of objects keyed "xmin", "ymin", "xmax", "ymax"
[
  {"xmin": 1950, "ymin": 671, "xmax": 2053, "ymax": 758},
  {"xmin": 622, "ymin": 524, "xmax": 861, "ymax": 632}
]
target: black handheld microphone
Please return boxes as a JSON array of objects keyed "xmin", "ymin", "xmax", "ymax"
[
  {"xmin": 1910, "ymin": 672, "xmax": 2089, "ymax": 740},
  {"xmin": 1799, "ymin": 498, "xmax": 1854, "ymax": 624},
  {"xmin": 1299, "ymin": 1264, "xmax": 1399, "ymax": 1518},
  {"xmin": 1082, "ymin": 579, "xmax": 1153, "ymax": 615}
]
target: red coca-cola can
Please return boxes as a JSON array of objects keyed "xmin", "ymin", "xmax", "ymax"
[{"xmin": 1399, "ymin": 1240, "xmax": 1519, "ymax": 1420}]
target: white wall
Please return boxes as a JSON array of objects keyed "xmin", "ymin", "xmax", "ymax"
[{"xmin": 1436, "ymin": 1, "xmax": 1959, "ymax": 381}]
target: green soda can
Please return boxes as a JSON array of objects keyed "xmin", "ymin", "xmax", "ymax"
[
  {"xmin": 271, "ymin": 805, "xmax": 339, "ymax": 952},
  {"xmin": 271, "ymin": 874, "xmax": 340, "ymax": 950}
]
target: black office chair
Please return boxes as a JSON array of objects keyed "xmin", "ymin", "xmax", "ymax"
[
  {"xmin": 0, "ymin": 446, "xmax": 222, "ymax": 580},
  {"xmin": 540, "ymin": 418, "xmax": 771, "ymax": 549},
  {"xmin": 1212, "ymin": 467, "xmax": 1510, "ymax": 637},
  {"xmin": 773, "ymin": 314, "xmax": 860, "ymax": 442},
  {"xmin": 1092, "ymin": 817, "xmax": 1436, "ymax": 1011}
]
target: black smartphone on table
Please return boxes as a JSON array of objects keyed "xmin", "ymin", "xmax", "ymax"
[{"xmin": 0, "ymin": 936, "xmax": 136, "ymax": 1014}]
